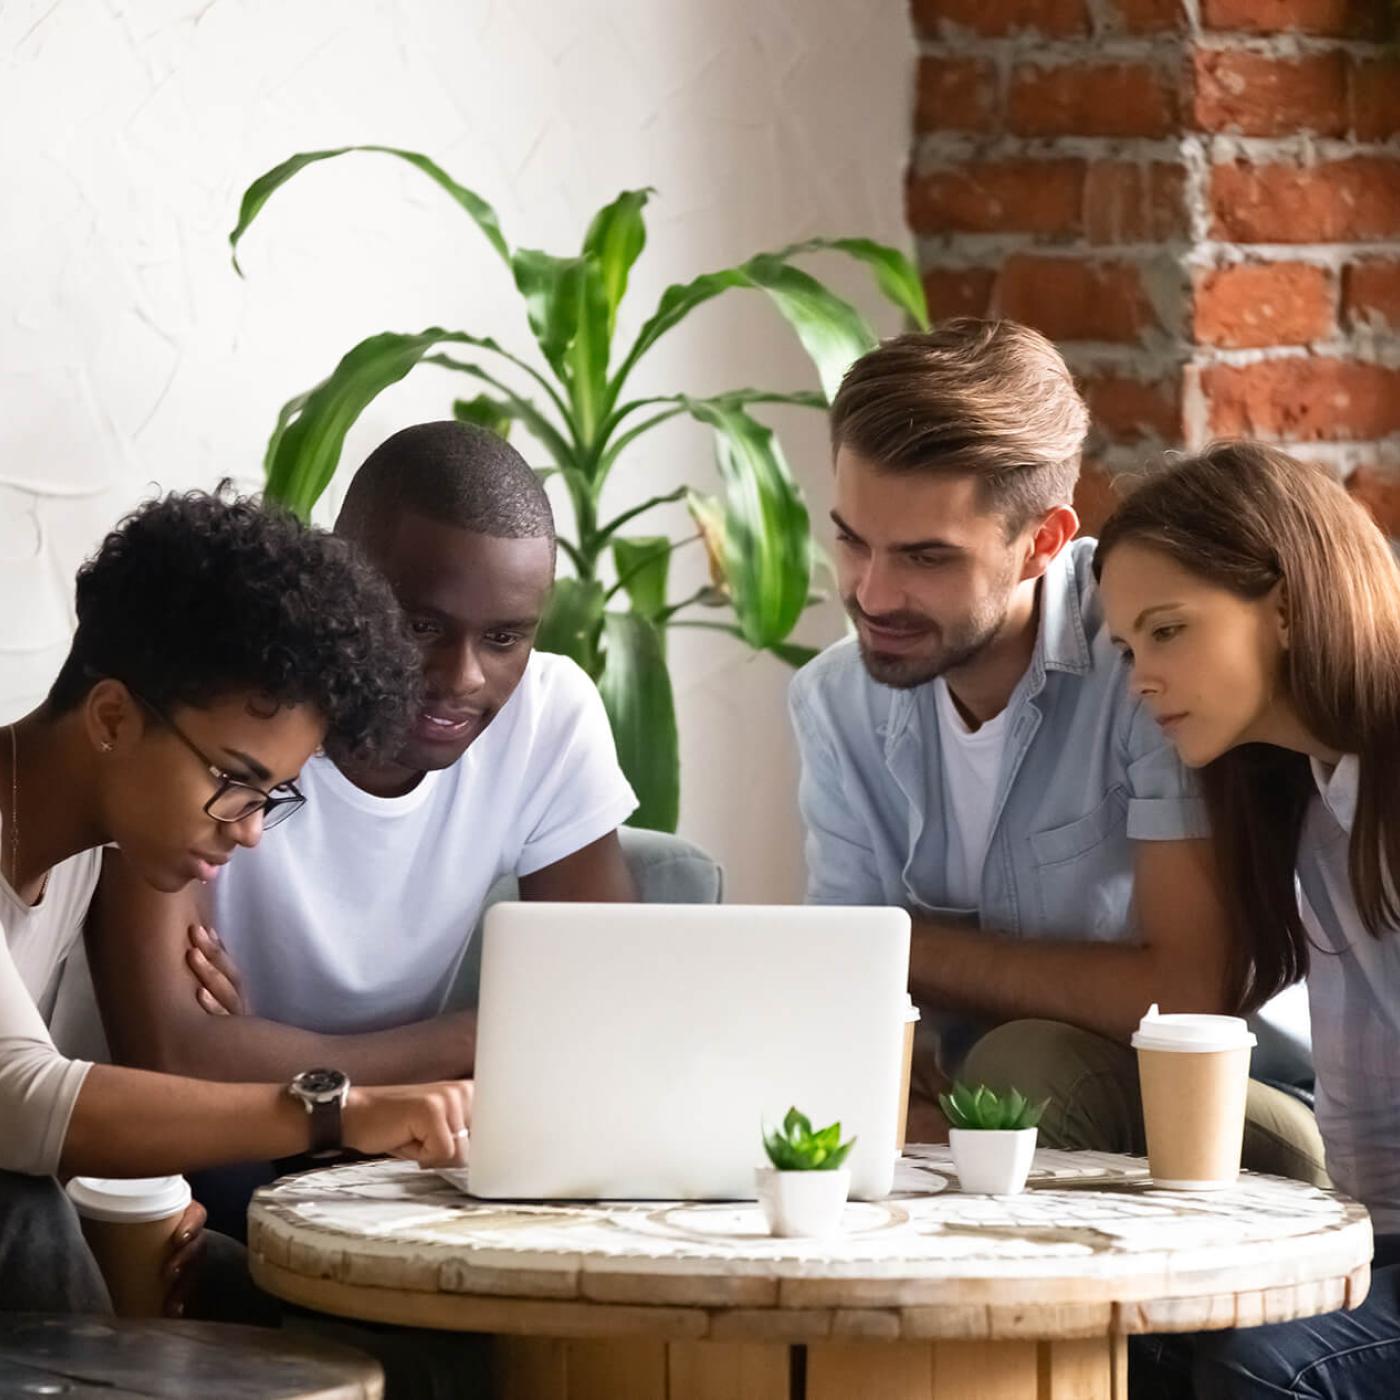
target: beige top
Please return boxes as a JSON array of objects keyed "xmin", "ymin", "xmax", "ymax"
[{"xmin": 0, "ymin": 811, "xmax": 99, "ymax": 1175}]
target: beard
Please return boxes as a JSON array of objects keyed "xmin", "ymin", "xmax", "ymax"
[{"xmin": 845, "ymin": 565, "xmax": 1017, "ymax": 690}]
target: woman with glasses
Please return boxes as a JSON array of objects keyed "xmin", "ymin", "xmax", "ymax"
[{"xmin": 0, "ymin": 490, "xmax": 472, "ymax": 1321}]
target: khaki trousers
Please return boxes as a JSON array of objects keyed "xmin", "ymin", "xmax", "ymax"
[{"xmin": 957, "ymin": 1018, "xmax": 1329, "ymax": 1187}]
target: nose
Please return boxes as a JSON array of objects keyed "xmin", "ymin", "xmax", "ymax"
[
  {"xmin": 854, "ymin": 552, "xmax": 902, "ymax": 618},
  {"xmin": 1127, "ymin": 654, "xmax": 1160, "ymax": 699},
  {"xmin": 436, "ymin": 639, "xmax": 486, "ymax": 699},
  {"xmin": 228, "ymin": 808, "xmax": 264, "ymax": 850}
]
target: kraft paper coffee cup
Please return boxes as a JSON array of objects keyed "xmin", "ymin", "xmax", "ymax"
[
  {"xmin": 896, "ymin": 998, "xmax": 921, "ymax": 1153},
  {"xmin": 1132, "ymin": 1004, "xmax": 1256, "ymax": 1190},
  {"xmin": 67, "ymin": 1176, "xmax": 191, "ymax": 1317}
]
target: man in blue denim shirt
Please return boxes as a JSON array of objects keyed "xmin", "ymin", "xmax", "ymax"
[{"xmin": 789, "ymin": 321, "xmax": 1323, "ymax": 1178}]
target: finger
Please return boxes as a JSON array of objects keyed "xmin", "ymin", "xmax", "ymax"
[
  {"xmin": 165, "ymin": 1231, "xmax": 206, "ymax": 1282},
  {"xmin": 196, "ymin": 986, "xmax": 229, "ymax": 1017},
  {"xmin": 187, "ymin": 948, "xmax": 242, "ymax": 1013}
]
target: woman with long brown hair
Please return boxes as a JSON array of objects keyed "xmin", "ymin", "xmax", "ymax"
[{"xmin": 1095, "ymin": 441, "xmax": 1400, "ymax": 1398}]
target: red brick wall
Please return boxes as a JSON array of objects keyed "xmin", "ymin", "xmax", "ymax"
[{"xmin": 909, "ymin": 0, "xmax": 1400, "ymax": 533}]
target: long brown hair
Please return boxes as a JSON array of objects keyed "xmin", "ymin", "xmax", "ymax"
[{"xmin": 1094, "ymin": 442, "xmax": 1400, "ymax": 1012}]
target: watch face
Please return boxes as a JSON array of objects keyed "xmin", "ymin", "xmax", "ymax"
[{"xmin": 295, "ymin": 1068, "xmax": 348, "ymax": 1099}]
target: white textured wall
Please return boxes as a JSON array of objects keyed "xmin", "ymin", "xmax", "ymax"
[{"xmin": 0, "ymin": 0, "xmax": 914, "ymax": 901}]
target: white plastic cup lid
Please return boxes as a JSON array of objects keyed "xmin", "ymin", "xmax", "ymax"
[
  {"xmin": 66, "ymin": 1176, "xmax": 191, "ymax": 1224},
  {"xmin": 1130, "ymin": 1002, "xmax": 1257, "ymax": 1053},
  {"xmin": 903, "ymin": 997, "xmax": 921, "ymax": 1024}
]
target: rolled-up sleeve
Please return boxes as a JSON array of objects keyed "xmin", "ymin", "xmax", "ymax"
[
  {"xmin": 0, "ymin": 922, "xmax": 90, "ymax": 1176},
  {"xmin": 789, "ymin": 673, "xmax": 885, "ymax": 906},
  {"xmin": 1121, "ymin": 699, "xmax": 1209, "ymax": 841}
]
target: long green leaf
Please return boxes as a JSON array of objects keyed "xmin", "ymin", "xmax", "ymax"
[
  {"xmin": 682, "ymin": 398, "xmax": 812, "ymax": 648},
  {"xmin": 583, "ymin": 189, "xmax": 651, "ymax": 336},
  {"xmin": 536, "ymin": 577, "xmax": 606, "ymax": 677},
  {"xmin": 612, "ymin": 255, "xmax": 877, "ymax": 408},
  {"xmin": 452, "ymin": 394, "xmax": 513, "ymax": 440},
  {"xmin": 775, "ymin": 237, "xmax": 930, "ymax": 330},
  {"xmin": 263, "ymin": 328, "xmax": 527, "ymax": 519},
  {"xmin": 510, "ymin": 251, "xmax": 610, "ymax": 448},
  {"xmin": 611, "ymin": 536, "xmax": 670, "ymax": 622},
  {"xmin": 230, "ymin": 146, "xmax": 509, "ymax": 274},
  {"xmin": 598, "ymin": 611, "xmax": 679, "ymax": 833}
]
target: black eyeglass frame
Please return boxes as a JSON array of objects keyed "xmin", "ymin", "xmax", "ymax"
[{"xmin": 135, "ymin": 697, "xmax": 307, "ymax": 830}]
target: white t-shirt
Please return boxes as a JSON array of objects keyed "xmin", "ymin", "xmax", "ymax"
[
  {"xmin": 205, "ymin": 651, "xmax": 637, "ymax": 1034},
  {"xmin": 932, "ymin": 678, "xmax": 1010, "ymax": 909},
  {"xmin": 0, "ymin": 813, "xmax": 99, "ymax": 1175}
]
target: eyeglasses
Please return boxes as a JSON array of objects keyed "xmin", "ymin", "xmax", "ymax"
[{"xmin": 139, "ymin": 699, "xmax": 307, "ymax": 830}]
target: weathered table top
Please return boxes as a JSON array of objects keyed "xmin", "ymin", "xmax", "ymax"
[
  {"xmin": 248, "ymin": 1148, "xmax": 1373, "ymax": 1343},
  {"xmin": 0, "ymin": 1314, "xmax": 381, "ymax": 1399}
]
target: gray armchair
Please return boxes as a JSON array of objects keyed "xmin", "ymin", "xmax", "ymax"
[{"xmin": 443, "ymin": 827, "xmax": 723, "ymax": 1012}]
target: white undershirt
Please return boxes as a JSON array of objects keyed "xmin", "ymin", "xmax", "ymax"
[{"xmin": 932, "ymin": 678, "xmax": 1010, "ymax": 909}]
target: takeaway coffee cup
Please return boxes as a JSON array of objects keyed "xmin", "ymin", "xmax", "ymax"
[
  {"xmin": 1132, "ymin": 1003, "xmax": 1257, "ymax": 1189},
  {"xmin": 896, "ymin": 998, "xmax": 922, "ymax": 1153},
  {"xmin": 67, "ymin": 1176, "xmax": 191, "ymax": 1316}
]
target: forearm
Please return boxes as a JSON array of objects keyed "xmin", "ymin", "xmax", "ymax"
[
  {"xmin": 125, "ymin": 1009, "xmax": 476, "ymax": 1086},
  {"xmin": 909, "ymin": 920, "xmax": 1229, "ymax": 1044},
  {"xmin": 60, "ymin": 1064, "xmax": 311, "ymax": 1177}
]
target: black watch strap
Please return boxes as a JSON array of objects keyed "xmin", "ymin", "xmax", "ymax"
[{"xmin": 307, "ymin": 1096, "xmax": 343, "ymax": 1157}]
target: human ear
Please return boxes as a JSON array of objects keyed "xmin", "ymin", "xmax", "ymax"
[
  {"xmin": 1271, "ymin": 579, "xmax": 1290, "ymax": 650},
  {"xmin": 1021, "ymin": 505, "xmax": 1080, "ymax": 580},
  {"xmin": 83, "ymin": 679, "xmax": 144, "ymax": 756}
]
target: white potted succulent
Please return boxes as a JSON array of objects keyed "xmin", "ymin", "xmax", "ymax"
[
  {"xmin": 755, "ymin": 1107, "xmax": 856, "ymax": 1238},
  {"xmin": 940, "ymin": 1082, "xmax": 1048, "ymax": 1196}
]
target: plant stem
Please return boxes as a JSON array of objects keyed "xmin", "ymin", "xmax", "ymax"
[{"xmin": 594, "ymin": 487, "xmax": 689, "ymax": 547}]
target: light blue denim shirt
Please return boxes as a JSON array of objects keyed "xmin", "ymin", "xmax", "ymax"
[{"xmin": 789, "ymin": 538, "xmax": 1207, "ymax": 947}]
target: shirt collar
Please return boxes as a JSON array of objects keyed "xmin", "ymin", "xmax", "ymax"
[{"xmin": 1310, "ymin": 753, "xmax": 1360, "ymax": 833}]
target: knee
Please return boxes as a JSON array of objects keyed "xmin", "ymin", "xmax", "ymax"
[
  {"xmin": 961, "ymin": 1020, "xmax": 1113, "ymax": 1098},
  {"xmin": 0, "ymin": 1172, "xmax": 109, "ymax": 1313}
]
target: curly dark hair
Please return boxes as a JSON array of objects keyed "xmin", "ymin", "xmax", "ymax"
[{"xmin": 46, "ymin": 489, "xmax": 420, "ymax": 762}]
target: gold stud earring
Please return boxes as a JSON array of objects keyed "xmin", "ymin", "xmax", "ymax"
[{"xmin": 100, "ymin": 741, "xmax": 114, "ymax": 752}]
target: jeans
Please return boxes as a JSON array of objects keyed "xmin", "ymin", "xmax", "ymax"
[{"xmin": 1132, "ymin": 1236, "xmax": 1400, "ymax": 1399}]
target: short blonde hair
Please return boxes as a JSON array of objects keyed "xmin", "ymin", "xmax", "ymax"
[{"xmin": 830, "ymin": 319, "xmax": 1089, "ymax": 532}]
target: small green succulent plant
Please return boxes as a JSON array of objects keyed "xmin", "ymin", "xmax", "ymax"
[
  {"xmin": 762, "ymin": 1107, "xmax": 857, "ymax": 1171},
  {"xmin": 939, "ymin": 1082, "xmax": 1049, "ymax": 1132}
]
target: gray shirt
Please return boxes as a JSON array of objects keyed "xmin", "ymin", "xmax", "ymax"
[
  {"xmin": 789, "ymin": 539, "xmax": 1206, "ymax": 1064},
  {"xmin": 1298, "ymin": 755, "xmax": 1400, "ymax": 1234}
]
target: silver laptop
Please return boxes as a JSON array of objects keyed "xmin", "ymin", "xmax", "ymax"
[{"xmin": 465, "ymin": 902, "xmax": 911, "ymax": 1201}]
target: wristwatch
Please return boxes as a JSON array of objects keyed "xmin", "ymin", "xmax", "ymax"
[{"xmin": 287, "ymin": 1068, "xmax": 350, "ymax": 1157}]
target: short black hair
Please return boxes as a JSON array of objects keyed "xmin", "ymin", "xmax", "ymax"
[
  {"xmin": 47, "ymin": 490, "xmax": 420, "ymax": 763},
  {"xmin": 335, "ymin": 421, "xmax": 555, "ymax": 546}
]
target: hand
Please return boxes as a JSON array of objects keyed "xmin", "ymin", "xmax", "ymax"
[
  {"xmin": 186, "ymin": 924, "xmax": 250, "ymax": 1017},
  {"xmin": 162, "ymin": 1199, "xmax": 207, "ymax": 1318},
  {"xmin": 342, "ymin": 1082, "xmax": 474, "ymax": 1169}
]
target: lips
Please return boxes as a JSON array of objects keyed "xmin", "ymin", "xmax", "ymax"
[
  {"xmin": 190, "ymin": 852, "xmax": 229, "ymax": 883},
  {"xmin": 411, "ymin": 706, "xmax": 486, "ymax": 745},
  {"xmin": 1156, "ymin": 712, "xmax": 1188, "ymax": 732},
  {"xmin": 860, "ymin": 621, "xmax": 929, "ymax": 654}
]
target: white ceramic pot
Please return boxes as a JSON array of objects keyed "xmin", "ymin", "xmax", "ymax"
[
  {"xmin": 754, "ymin": 1166, "xmax": 851, "ymax": 1238},
  {"xmin": 949, "ymin": 1127, "xmax": 1037, "ymax": 1195}
]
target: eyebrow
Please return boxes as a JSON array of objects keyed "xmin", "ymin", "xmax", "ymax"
[
  {"xmin": 221, "ymin": 748, "xmax": 273, "ymax": 783},
  {"xmin": 1108, "ymin": 602, "xmax": 1184, "ymax": 647},
  {"xmin": 829, "ymin": 511, "xmax": 963, "ymax": 555}
]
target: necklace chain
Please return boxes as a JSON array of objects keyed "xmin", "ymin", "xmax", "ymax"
[{"xmin": 6, "ymin": 724, "xmax": 16, "ymax": 890}]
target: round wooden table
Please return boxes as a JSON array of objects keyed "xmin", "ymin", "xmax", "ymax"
[{"xmin": 248, "ymin": 1148, "xmax": 1372, "ymax": 1400}]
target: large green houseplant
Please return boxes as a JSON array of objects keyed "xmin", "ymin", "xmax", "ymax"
[{"xmin": 230, "ymin": 147, "xmax": 928, "ymax": 830}]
